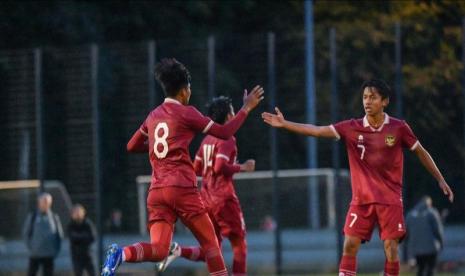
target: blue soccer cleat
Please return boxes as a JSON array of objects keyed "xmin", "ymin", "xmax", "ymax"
[{"xmin": 101, "ymin": 243, "xmax": 122, "ymax": 276}]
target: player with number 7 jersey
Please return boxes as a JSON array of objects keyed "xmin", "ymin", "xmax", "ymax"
[
  {"xmin": 262, "ymin": 79, "xmax": 453, "ymax": 276},
  {"xmin": 100, "ymin": 58, "xmax": 264, "ymax": 276}
]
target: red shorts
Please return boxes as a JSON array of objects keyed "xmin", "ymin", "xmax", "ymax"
[
  {"xmin": 208, "ymin": 198, "xmax": 246, "ymax": 241},
  {"xmin": 146, "ymin": 186, "xmax": 206, "ymax": 230},
  {"xmin": 343, "ymin": 204, "xmax": 406, "ymax": 241}
]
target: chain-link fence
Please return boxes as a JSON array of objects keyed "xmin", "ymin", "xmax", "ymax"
[{"xmin": 1, "ymin": 24, "xmax": 464, "ymax": 274}]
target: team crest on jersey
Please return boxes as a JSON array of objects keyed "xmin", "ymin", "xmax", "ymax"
[{"xmin": 385, "ymin": 134, "xmax": 396, "ymax": 147}]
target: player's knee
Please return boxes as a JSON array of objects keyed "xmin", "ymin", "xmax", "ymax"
[
  {"xmin": 343, "ymin": 237, "xmax": 360, "ymax": 255},
  {"xmin": 383, "ymin": 240, "xmax": 399, "ymax": 261}
]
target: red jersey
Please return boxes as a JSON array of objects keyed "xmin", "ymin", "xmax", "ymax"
[
  {"xmin": 194, "ymin": 136, "xmax": 241, "ymax": 206},
  {"xmin": 140, "ymin": 98, "xmax": 215, "ymax": 189},
  {"xmin": 330, "ymin": 114, "xmax": 419, "ymax": 206}
]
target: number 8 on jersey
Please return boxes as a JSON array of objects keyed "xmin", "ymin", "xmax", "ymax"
[{"xmin": 154, "ymin": 122, "xmax": 169, "ymax": 159}]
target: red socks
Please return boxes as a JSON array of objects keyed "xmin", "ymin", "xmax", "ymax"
[
  {"xmin": 179, "ymin": 246, "xmax": 227, "ymax": 276},
  {"xmin": 123, "ymin": 242, "xmax": 169, "ymax": 263},
  {"xmin": 230, "ymin": 236, "xmax": 247, "ymax": 275},
  {"xmin": 180, "ymin": 236, "xmax": 247, "ymax": 275},
  {"xmin": 339, "ymin": 256, "xmax": 398, "ymax": 276},
  {"xmin": 209, "ymin": 268, "xmax": 228, "ymax": 276},
  {"xmin": 185, "ymin": 213, "xmax": 227, "ymax": 274},
  {"xmin": 384, "ymin": 260, "xmax": 399, "ymax": 276},
  {"xmin": 181, "ymin": 246, "xmax": 205, "ymax": 261},
  {"xmin": 339, "ymin": 255, "xmax": 357, "ymax": 276}
]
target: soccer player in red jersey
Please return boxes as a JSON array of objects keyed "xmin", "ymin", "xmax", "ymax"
[
  {"xmin": 261, "ymin": 79, "xmax": 453, "ymax": 276},
  {"xmin": 101, "ymin": 58, "xmax": 264, "ymax": 276},
  {"xmin": 157, "ymin": 96, "xmax": 254, "ymax": 276}
]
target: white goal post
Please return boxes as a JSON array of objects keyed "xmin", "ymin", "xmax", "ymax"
[
  {"xmin": 0, "ymin": 180, "xmax": 73, "ymax": 239},
  {"xmin": 136, "ymin": 168, "xmax": 349, "ymax": 235}
]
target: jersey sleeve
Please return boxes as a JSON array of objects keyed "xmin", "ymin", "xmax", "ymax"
[
  {"xmin": 214, "ymin": 138, "xmax": 240, "ymax": 176},
  {"xmin": 330, "ymin": 120, "xmax": 352, "ymax": 140},
  {"xmin": 183, "ymin": 106, "xmax": 214, "ymax": 133},
  {"xmin": 216, "ymin": 139, "xmax": 235, "ymax": 161},
  {"xmin": 193, "ymin": 148, "xmax": 203, "ymax": 176},
  {"xmin": 401, "ymin": 121, "xmax": 419, "ymax": 151},
  {"xmin": 139, "ymin": 119, "xmax": 149, "ymax": 137}
]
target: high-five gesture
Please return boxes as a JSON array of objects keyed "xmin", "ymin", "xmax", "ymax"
[
  {"xmin": 242, "ymin": 85, "xmax": 265, "ymax": 113},
  {"xmin": 262, "ymin": 107, "xmax": 285, "ymax": 128}
]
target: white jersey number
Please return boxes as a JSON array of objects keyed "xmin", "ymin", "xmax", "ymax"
[
  {"xmin": 357, "ymin": 145, "xmax": 365, "ymax": 160},
  {"xmin": 202, "ymin": 144, "xmax": 215, "ymax": 173},
  {"xmin": 154, "ymin": 122, "xmax": 169, "ymax": 159},
  {"xmin": 349, "ymin": 213, "xmax": 358, "ymax": 228}
]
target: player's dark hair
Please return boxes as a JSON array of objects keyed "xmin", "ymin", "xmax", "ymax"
[
  {"xmin": 207, "ymin": 96, "xmax": 233, "ymax": 125},
  {"xmin": 154, "ymin": 58, "xmax": 191, "ymax": 97},
  {"xmin": 361, "ymin": 79, "xmax": 391, "ymax": 99}
]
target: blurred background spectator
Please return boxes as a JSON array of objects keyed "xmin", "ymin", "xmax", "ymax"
[
  {"xmin": 68, "ymin": 204, "xmax": 96, "ymax": 276},
  {"xmin": 22, "ymin": 193, "xmax": 63, "ymax": 276},
  {"xmin": 406, "ymin": 196, "xmax": 444, "ymax": 276}
]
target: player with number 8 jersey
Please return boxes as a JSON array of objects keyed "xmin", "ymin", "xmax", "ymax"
[
  {"xmin": 101, "ymin": 58, "xmax": 264, "ymax": 276},
  {"xmin": 155, "ymin": 96, "xmax": 254, "ymax": 275}
]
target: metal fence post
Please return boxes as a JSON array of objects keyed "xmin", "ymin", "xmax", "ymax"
[
  {"xmin": 305, "ymin": 0, "xmax": 319, "ymax": 229},
  {"xmin": 34, "ymin": 48, "xmax": 45, "ymax": 192},
  {"xmin": 329, "ymin": 28, "xmax": 343, "ymax": 262},
  {"xmin": 208, "ymin": 35, "xmax": 216, "ymax": 99},
  {"xmin": 268, "ymin": 32, "xmax": 282, "ymax": 275},
  {"xmin": 395, "ymin": 21, "xmax": 403, "ymax": 117},
  {"xmin": 91, "ymin": 44, "xmax": 104, "ymax": 268},
  {"xmin": 462, "ymin": 17, "xmax": 465, "ymax": 224},
  {"xmin": 395, "ymin": 22, "xmax": 409, "ymax": 262},
  {"xmin": 148, "ymin": 40, "xmax": 157, "ymax": 109}
]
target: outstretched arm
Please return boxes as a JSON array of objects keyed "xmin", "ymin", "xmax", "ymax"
[
  {"xmin": 413, "ymin": 143, "xmax": 454, "ymax": 202},
  {"xmin": 127, "ymin": 130, "xmax": 149, "ymax": 153},
  {"xmin": 214, "ymin": 159, "xmax": 255, "ymax": 177},
  {"xmin": 262, "ymin": 107, "xmax": 337, "ymax": 138},
  {"xmin": 207, "ymin": 86, "xmax": 264, "ymax": 139}
]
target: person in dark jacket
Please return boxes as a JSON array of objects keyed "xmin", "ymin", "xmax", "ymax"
[
  {"xmin": 22, "ymin": 192, "xmax": 64, "ymax": 276},
  {"xmin": 406, "ymin": 196, "xmax": 444, "ymax": 276},
  {"xmin": 68, "ymin": 204, "xmax": 96, "ymax": 276}
]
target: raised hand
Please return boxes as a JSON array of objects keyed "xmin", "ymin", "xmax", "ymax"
[
  {"xmin": 240, "ymin": 159, "xmax": 255, "ymax": 172},
  {"xmin": 242, "ymin": 85, "xmax": 265, "ymax": 113},
  {"xmin": 439, "ymin": 180, "xmax": 454, "ymax": 202},
  {"xmin": 262, "ymin": 107, "xmax": 285, "ymax": 128}
]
